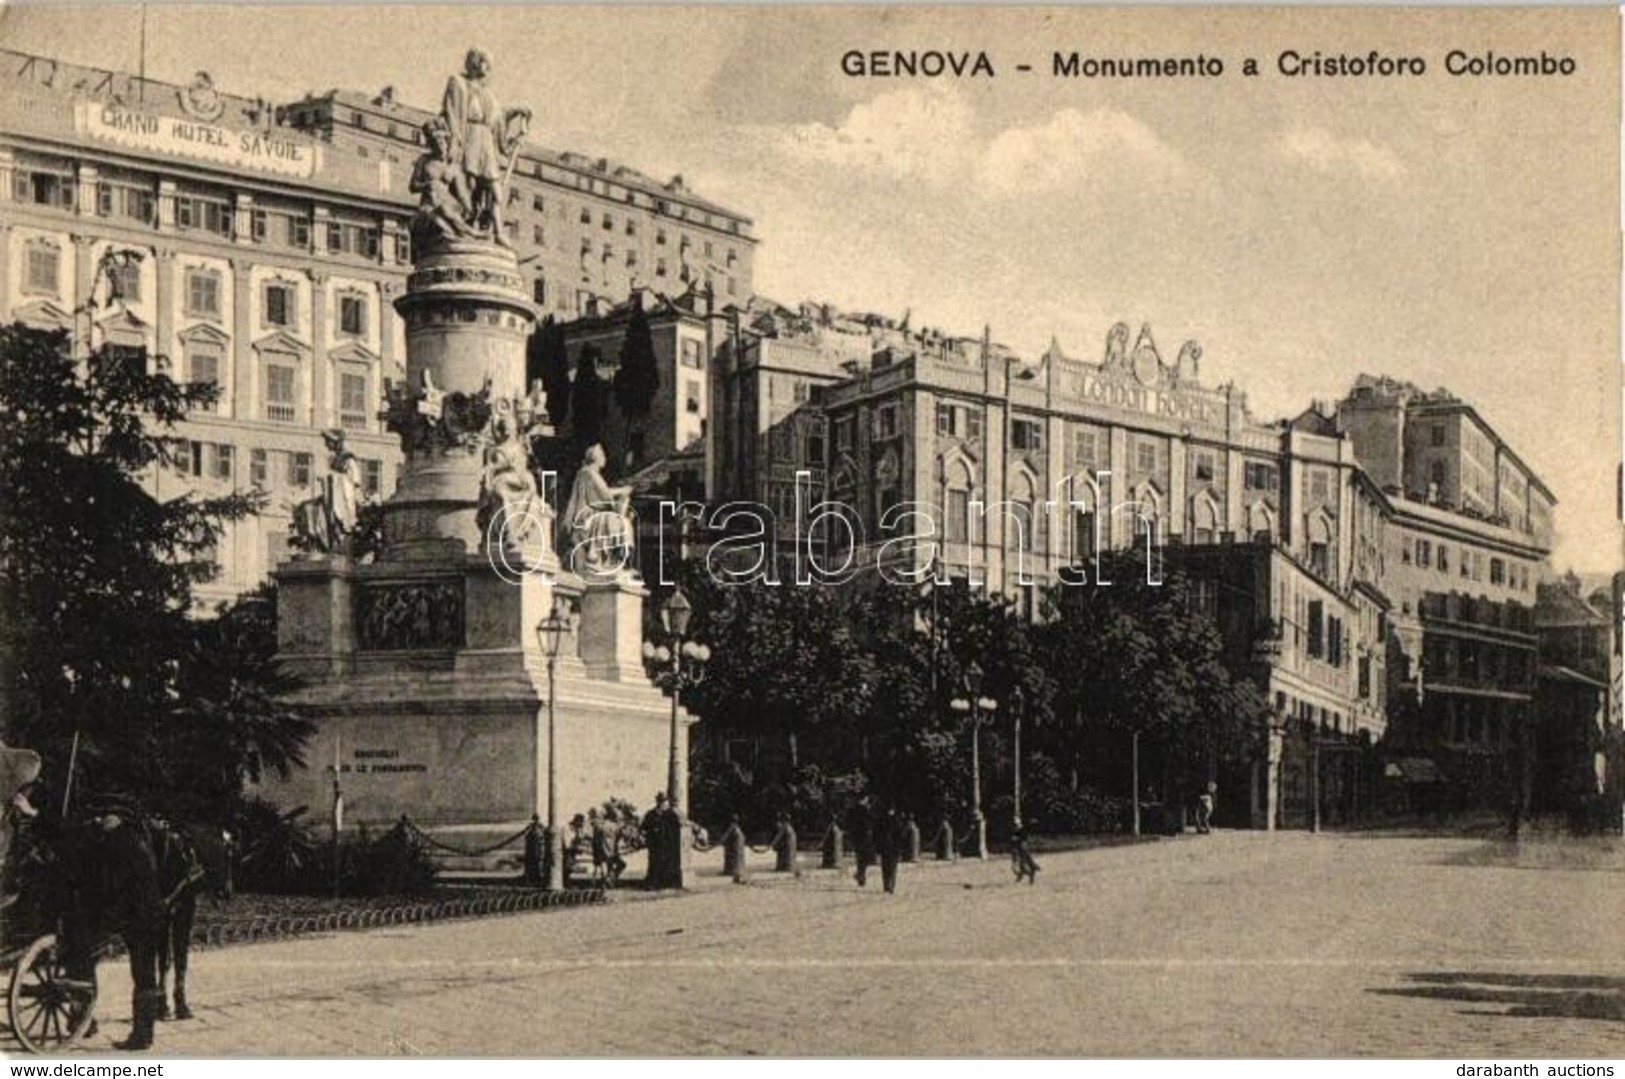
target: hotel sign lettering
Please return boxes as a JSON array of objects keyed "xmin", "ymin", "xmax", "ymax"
[
  {"xmin": 78, "ymin": 103, "xmax": 320, "ymax": 179},
  {"xmin": 1070, "ymin": 369, "xmax": 1230, "ymax": 432}
]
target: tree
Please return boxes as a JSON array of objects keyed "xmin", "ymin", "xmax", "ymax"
[
  {"xmin": 163, "ymin": 585, "xmax": 316, "ymax": 821},
  {"xmin": 571, "ymin": 344, "xmax": 607, "ymax": 449},
  {"xmin": 612, "ymin": 293, "xmax": 659, "ymax": 421},
  {"xmin": 859, "ymin": 579, "xmax": 1055, "ymax": 823},
  {"xmin": 1040, "ymin": 550, "xmax": 1268, "ymax": 807},
  {"xmin": 527, "ymin": 315, "xmax": 571, "ymax": 428},
  {"xmin": 655, "ymin": 572, "xmax": 870, "ymax": 781},
  {"xmin": 0, "ymin": 326, "xmax": 301, "ymax": 818}
]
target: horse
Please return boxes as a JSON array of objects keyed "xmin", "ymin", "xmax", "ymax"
[
  {"xmin": 22, "ymin": 810, "xmax": 233, "ymax": 1050},
  {"xmin": 152, "ymin": 820, "xmax": 234, "ymax": 1022}
]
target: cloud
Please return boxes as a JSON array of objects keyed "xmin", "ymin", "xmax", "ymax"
[
  {"xmin": 775, "ymin": 85, "xmax": 977, "ymax": 186},
  {"xmin": 1275, "ymin": 128, "xmax": 1406, "ymax": 181},
  {"xmin": 765, "ymin": 91, "xmax": 1192, "ymax": 202},
  {"xmin": 979, "ymin": 108, "xmax": 1188, "ymax": 196}
]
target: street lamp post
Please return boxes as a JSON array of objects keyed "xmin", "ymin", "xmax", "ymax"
[
  {"xmin": 1010, "ymin": 685, "xmax": 1025, "ymax": 832},
  {"xmin": 949, "ymin": 661, "xmax": 995, "ymax": 860},
  {"xmin": 643, "ymin": 587, "xmax": 711, "ymax": 889},
  {"xmin": 535, "ymin": 597, "xmax": 574, "ymax": 891},
  {"xmin": 1131, "ymin": 729, "xmax": 1141, "ymax": 838}
]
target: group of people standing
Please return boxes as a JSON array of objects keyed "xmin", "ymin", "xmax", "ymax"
[{"xmin": 845, "ymin": 797, "xmax": 914, "ymax": 894}]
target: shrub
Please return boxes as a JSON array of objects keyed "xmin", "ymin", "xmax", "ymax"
[{"xmin": 232, "ymin": 802, "xmax": 437, "ymax": 896}]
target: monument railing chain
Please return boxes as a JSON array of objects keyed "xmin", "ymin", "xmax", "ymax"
[{"xmin": 400, "ymin": 816, "xmax": 535, "ymax": 858}]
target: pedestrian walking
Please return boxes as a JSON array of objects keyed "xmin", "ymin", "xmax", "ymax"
[
  {"xmin": 876, "ymin": 806, "xmax": 905, "ymax": 894},
  {"xmin": 1196, "ymin": 782, "xmax": 1216, "ymax": 835},
  {"xmin": 591, "ymin": 809, "xmax": 626, "ymax": 885},
  {"xmin": 1010, "ymin": 823, "xmax": 1040, "ymax": 884},
  {"xmin": 641, "ymin": 792, "xmax": 672, "ymax": 889},
  {"xmin": 847, "ymin": 795, "xmax": 875, "ymax": 887},
  {"xmin": 522, "ymin": 813, "xmax": 544, "ymax": 886}
]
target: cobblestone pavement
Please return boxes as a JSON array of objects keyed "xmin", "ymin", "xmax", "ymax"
[{"xmin": 63, "ymin": 832, "xmax": 1625, "ymax": 1057}]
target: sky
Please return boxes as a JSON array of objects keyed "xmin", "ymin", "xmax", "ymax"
[{"xmin": 3, "ymin": 4, "xmax": 1620, "ymax": 572}]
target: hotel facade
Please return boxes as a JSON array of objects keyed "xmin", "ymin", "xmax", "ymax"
[
  {"xmin": 0, "ymin": 47, "xmax": 755, "ymax": 606},
  {"xmin": 717, "ymin": 316, "xmax": 1556, "ymax": 826}
]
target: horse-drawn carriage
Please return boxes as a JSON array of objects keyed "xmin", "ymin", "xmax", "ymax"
[
  {"xmin": 0, "ymin": 743, "xmax": 97, "ymax": 1053},
  {"xmin": 2, "ymin": 921, "xmax": 99, "ymax": 1053},
  {"xmin": 0, "ymin": 742, "xmax": 231, "ymax": 1054}
]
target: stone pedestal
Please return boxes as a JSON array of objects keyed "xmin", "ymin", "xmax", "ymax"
[
  {"xmin": 267, "ymin": 236, "xmax": 690, "ymax": 859},
  {"xmin": 578, "ymin": 577, "xmax": 650, "ymax": 681}
]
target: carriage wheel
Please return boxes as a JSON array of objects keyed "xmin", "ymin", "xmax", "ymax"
[{"xmin": 8, "ymin": 934, "xmax": 97, "ymax": 1054}]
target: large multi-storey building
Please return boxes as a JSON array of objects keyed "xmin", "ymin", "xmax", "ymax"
[
  {"xmin": 1, "ymin": 49, "xmax": 413, "ymax": 606},
  {"xmin": 0, "ymin": 47, "xmax": 754, "ymax": 606},
  {"xmin": 1336, "ymin": 376, "xmax": 1551, "ymax": 809},
  {"xmin": 729, "ymin": 312, "xmax": 1556, "ymax": 825},
  {"xmin": 280, "ymin": 87, "xmax": 757, "ymax": 323}
]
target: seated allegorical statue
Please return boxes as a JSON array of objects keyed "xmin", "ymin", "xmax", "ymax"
[
  {"xmin": 558, "ymin": 443, "xmax": 634, "ymax": 577},
  {"xmin": 409, "ymin": 116, "xmax": 476, "ymax": 247}
]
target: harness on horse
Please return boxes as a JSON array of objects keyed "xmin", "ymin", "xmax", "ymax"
[{"xmin": 88, "ymin": 812, "xmax": 206, "ymax": 914}]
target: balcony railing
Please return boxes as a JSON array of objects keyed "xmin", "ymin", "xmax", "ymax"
[
  {"xmin": 340, "ymin": 411, "xmax": 368, "ymax": 433},
  {"xmin": 265, "ymin": 403, "xmax": 298, "ymax": 423}
]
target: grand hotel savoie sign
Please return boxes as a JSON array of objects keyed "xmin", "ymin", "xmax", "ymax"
[{"xmin": 76, "ymin": 102, "xmax": 321, "ymax": 179}]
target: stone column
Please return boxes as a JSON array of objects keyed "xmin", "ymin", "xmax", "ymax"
[
  {"xmin": 231, "ymin": 257, "xmax": 253, "ymax": 419},
  {"xmin": 154, "ymin": 249, "xmax": 175, "ymax": 370},
  {"xmin": 71, "ymin": 235, "xmax": 97, "ymax": 355},
  {"xmin": 0, "ymin": 148, "xmax": 15, "ymax": 207},
  {"xmin": 233, "ymin": 192, "xmax": 254, "ymax": 244},
  {"xmin": 1107, "ymin": 427, "xmax": 1129, "ymax": 549},
  {"xmin": 1265, "ymin": 726, "xmax": 1284, "ymax": 832},
  {"xmin": 312, "ymin": 206, "xmax": 332, "ymax": 255},
  {"xmin": 1227, "ymin": 449, "xmax": 1246, "ymax": 538},
  {"xmin": 75, "ymin": 164, "xmax": 98, "ymax": 218},
  {"xmin": 0, "ymin": 223, "xmax": 12, "ymax": 321},
  {"xmin": 387, "ymin": 239, "xmax": 536, "ymax": 553},
  {"xmin": 71, "ymin": 233, "xmax": 97, "ymax": 311},
  {"xmin": 309, "ymin": 269, "xmax": 328, "ymax": 429},
  {"xmin": 1168, "ymin": 436, "xmax": 1188, "ymax": 540},
  {"xmin": 157, "ymin": 180, "xmax": 177, "ymax": 232},
  {"xmin": 382, "ymin": 219, "xmax": 403, "ymax": 270},
  {"xmin": 379, "ymin": 279, "xmax": 400, "ymax": 381}
]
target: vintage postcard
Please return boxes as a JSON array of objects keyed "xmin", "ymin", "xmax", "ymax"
[{"xmin": 0, "ymin": 2, "xmax": 1620, "ymax": 1062}]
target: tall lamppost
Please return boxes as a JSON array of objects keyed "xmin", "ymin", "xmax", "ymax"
[
  {"xmin": 1010, "ymin": 685, "xmax": 1026, "ymax": 831},
  {"xmin": 643, "ymin": 587, "xmax": 711, "ymax": 888},
  {"xmin": 535, "ymin": 596, "xmax": 574, "ymax": 891},
  {"xmin": 949, "ymin": 660, "xmax": 995, "ymax": 860}
]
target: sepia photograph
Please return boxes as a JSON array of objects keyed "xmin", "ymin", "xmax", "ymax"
[{"xmin": 0, "ymin": 2, "xmax": 1620, "ymax": 1062}]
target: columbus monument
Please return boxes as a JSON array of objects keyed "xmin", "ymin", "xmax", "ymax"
[{"xmin": 267, "ymin": 49, "xmax": 686, "ymax": 879}]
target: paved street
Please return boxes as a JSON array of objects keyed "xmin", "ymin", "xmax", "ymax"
[{"xmin": 71, "ymin": 832, "xmax": 1625, "ymax": 1057}]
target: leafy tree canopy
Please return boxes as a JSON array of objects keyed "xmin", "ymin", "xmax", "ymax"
[{"xmin": 0, "ymin": 327, "xmax": 304, "ymax": 820}]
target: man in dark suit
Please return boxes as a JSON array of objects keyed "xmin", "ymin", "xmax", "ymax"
[
  {"xmin": 846, "ymin": 796, "xmax": 875, "ymax": 887},
  {"xmin": 876, "ymin": 806, "xmax": 905, "ymax": 894}
]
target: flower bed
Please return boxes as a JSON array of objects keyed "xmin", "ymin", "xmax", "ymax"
[{"xmin": 188, "ymin": 885, "xmax": 606, "ymax": 950}]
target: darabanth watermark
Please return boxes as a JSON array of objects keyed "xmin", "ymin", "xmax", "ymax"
[{"xmin": 484, "ymin": 469, "xmax": 1166, "ymax": 588}]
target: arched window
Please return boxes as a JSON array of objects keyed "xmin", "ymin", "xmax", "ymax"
[
  {"xmin": 1249, "ymin": 501, "xmax": 1275, "ymax": 544},
  {"xmin": 1129, "ymin": 482, "xmax": 1162, "ymax": 546},
  {"xmin": 943, "ymin": 456, "xmax": 975, "ymax": 545},
  {"xmin": 1307, "ymin": 512, "xmax": 1334, "ymax": 579},
  {"xmin": 1191, "ymin": 492, "xmax": 1220, "ymax": 545}
]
